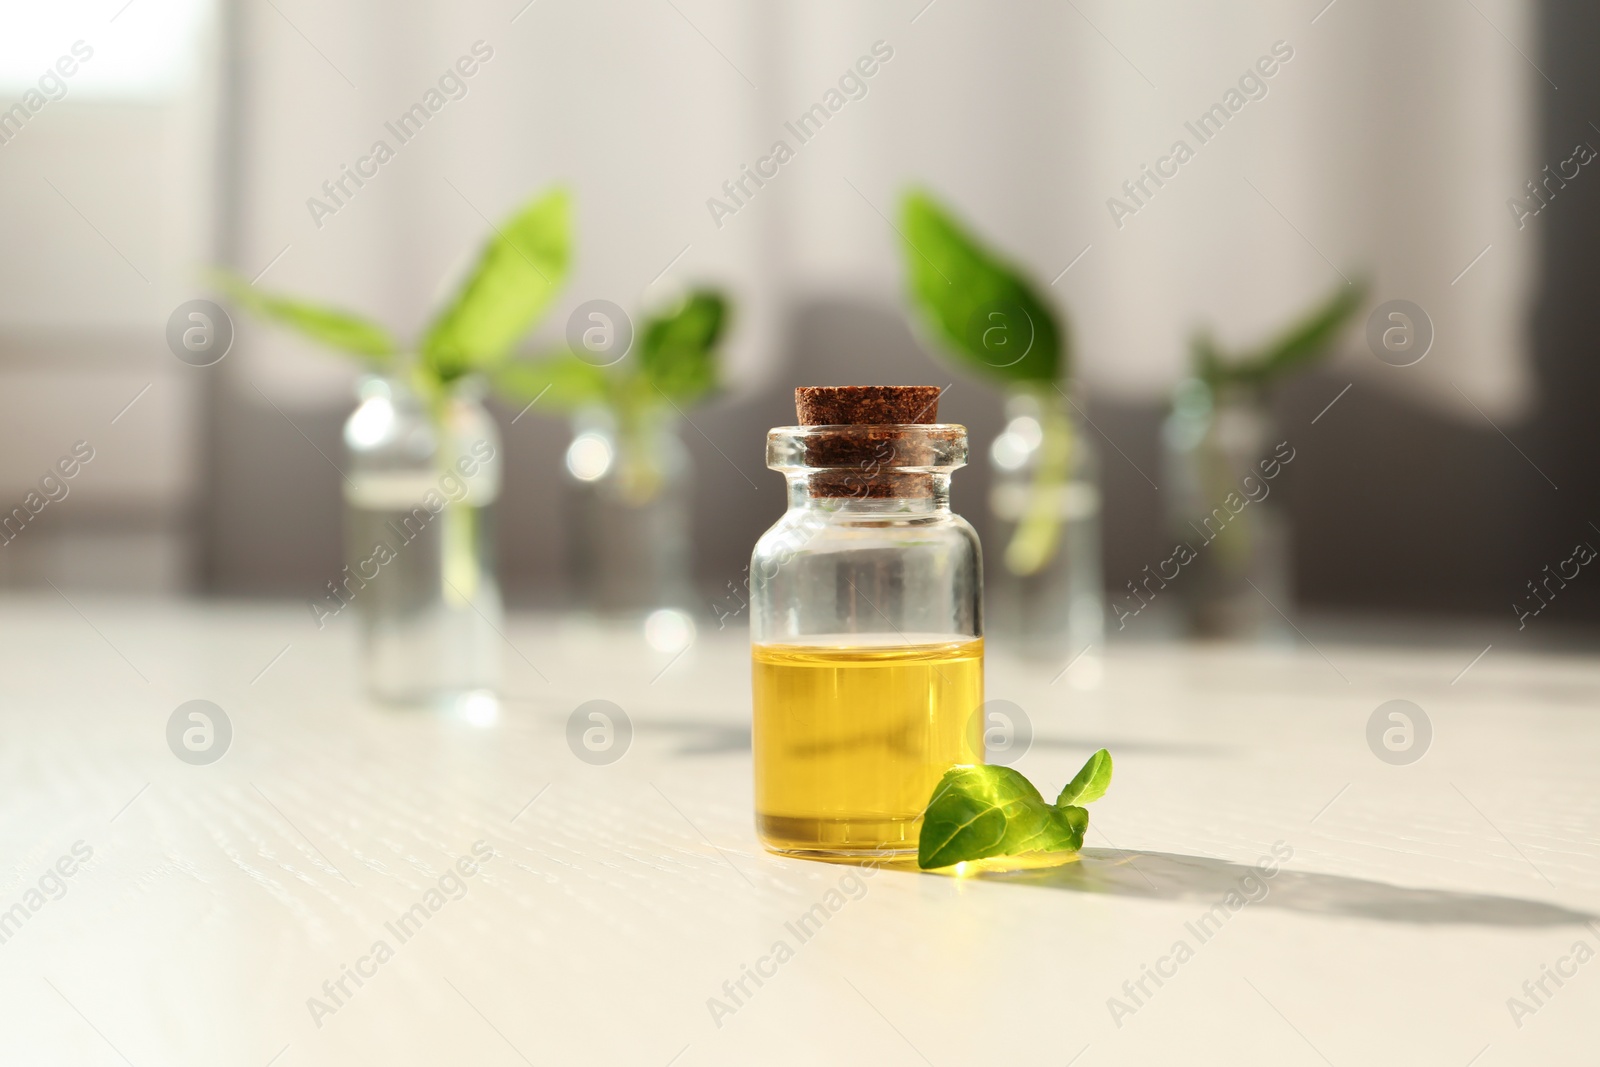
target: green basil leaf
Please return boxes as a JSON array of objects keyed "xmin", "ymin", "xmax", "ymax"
[
  {"xmin": 216, "ymin": 271, "xmax": 396, "ymax": 362},
  {"xmin": 491, "ymin": 352, "xmax": 610, "ymax": 413},
  {"xmin": 422, "ymin": 187, "xmax": 572, "ymax": 384},
  {"xmin": 919, "ymin": 764, "xmax": 1066, "ymax": 869},
  {"xmin": 639, "ymin": 289, "xmax": 727, "ymax": 404},
  {"xmin": 918, "ymin": 783, "xmax": 1010, "ymax": 869},
  {"xmin": 1001, "ymin": 799, "xmax": 1088, "ymax": 856},
  {"xmin": 1056, "ymin": 748, "xmax": 1113, "ymax": 807},
  {"xmin": 1050, "ymin": 804, "xmax": 1089, "ymax": 850},
  {"xmin": 918, "ymin": 752, "xmax": 1113, "ymax": 869},
  {"xmin": 899, "ymin": 189, "xmax": 1063, "ymax": 385}
]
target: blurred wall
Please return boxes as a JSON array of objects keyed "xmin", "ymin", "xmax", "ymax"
[{"xmin": 0, "ymin": 7, "xmax": 218, "ymax": 592}]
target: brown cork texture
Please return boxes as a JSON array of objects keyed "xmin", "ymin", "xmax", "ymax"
[
  {"xmin": 795, "ymin": 386, "xmax": 941, "ymax": 426},
  {"xmin": 792, "ymin": 386, "xmax": 943, "ymax": 498}
]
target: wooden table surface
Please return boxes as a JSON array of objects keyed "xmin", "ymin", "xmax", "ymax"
[{"xmin": 2, "ymin": 598, "xmax": 1596, "ymax": 1066}]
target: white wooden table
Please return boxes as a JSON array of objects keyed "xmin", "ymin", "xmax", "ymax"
[{"xmin": 2, "ymin": 598, "xmax": 1596, "ymax": 1066}]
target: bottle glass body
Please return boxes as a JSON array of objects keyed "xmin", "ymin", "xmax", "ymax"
[
  {"xmin": 749, "ymin": 424, "xmax": 985, "ymax": 858},
  {"xmin": 341, "ymin": 375, "xmax": 503, "ymax": 707},
  {"xmin": 987, "ymin": 385, "xmax": 1104, "ymax": 671}
]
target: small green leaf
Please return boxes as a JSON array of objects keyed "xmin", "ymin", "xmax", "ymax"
[
  {"xmin": 899, "ymin": 189, "xmax": 1063, "ymax": 385},
  {"xmin": 215, "ymin": 270, "xmax": 397, "ymax": 362},
  {"xmin": 918, "ymin": 765, "xmax": 1035, "ymax": 869},
  {"xmin": 918, "ymin": 778, "xmax": 1011, "ymax": 869},
  {"xmin": 491, "ymin": 352, "xmax": 610, "ymax": 413},
  {"xmin": 918, "ymin": 752, "xmax": 1114, "ymax": 869},
  {"xmin": 422, "ymin": 187, "xmax": 572, "ymax": 384},
  {"xmin": 639, "ymin": 289, "xmax": 728, "ymax": 404},
  {"xmin": 918, "ymin": 764, "xmax": 1089, "ymax": 868},
  {"xmin": 1056, "ymin": 748, "xmax": 1113, "ymax": 807}
]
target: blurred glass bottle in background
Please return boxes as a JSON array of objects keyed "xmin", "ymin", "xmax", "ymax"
[
  {"xmin": 342, "ymin": 375, "xmax": 503, "ymax": 708},
  {"xmin": 561, "ymin": 405, "xmax": 696, "ymax": 650},
  {"xmin": 1160, "ymin": 378, "xmax": 1289, "ymax": 639},
  {"xmin": 987, "ymin": 386, "xmax": 1104, "ymax": 681},
  {"xmin": 1159, "ymin": 280, "xmax": 1365, "ymax": 639}
]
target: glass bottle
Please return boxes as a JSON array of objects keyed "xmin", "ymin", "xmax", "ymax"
[
  {"xmin": 340, "ymin": 374, "xmax": 503, "ymax": 708},
  {"xmin": 561, "ymin": 404, "xmax": 695, "ymax": 636},
  {"xmin": 987, "ymin": 385, "xmax": 1104, "ymax": 675},
  {"xmin": 1160, "ymin": 378, "xmax": 1290, "ymax": 638},
  {"xmin": 750, "ymin": 415, "xmax": 985, "ymax": 859}
]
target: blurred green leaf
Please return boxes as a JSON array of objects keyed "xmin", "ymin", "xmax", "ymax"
[
  {"xmin": 899, "ymin": 189, "xmax": 1063, "ymax": 384},
  {"xmin": 490, "ymin": 289, "xmax": 732, "ymax": 420},
  {"xmin": 639, "ymin": 289, "xmax": 728, "ymax": 404},
  {"xmin": 422, "ymin": 187, "xmax": 572, "ymax": 384},
  {"xmin": 215, "ymin": 270, "xmax": 397, "ymax": 363},
  {"xmin": 491, "ymin": 352, "xmax": 610, "ymax": 413},
  {"xmin": 1196, "ymin": 278, "xmax": 1367, "ymax": 390}
]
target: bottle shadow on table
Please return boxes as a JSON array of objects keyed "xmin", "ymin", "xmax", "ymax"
[{"xmin": 977, "ymin": 848, "xmax": 1595, "ymax": 927}]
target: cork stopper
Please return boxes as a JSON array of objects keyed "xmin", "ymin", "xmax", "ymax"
[
  {"xmin": 790, "ymin": 386, "xmax": 947, "ymax": 499},
  {"xmin": 795, "ymin": 386, "xmax": 942, "ymax": 426}
]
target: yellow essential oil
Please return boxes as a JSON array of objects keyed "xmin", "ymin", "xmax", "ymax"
[{"xmin": 752, "ymin": 635, "xmax": 984, "ymax": 857}]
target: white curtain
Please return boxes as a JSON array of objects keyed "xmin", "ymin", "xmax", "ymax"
[{"xmin": 236, "ymin": 0, "xmax": 1539, "ymax": 418}]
